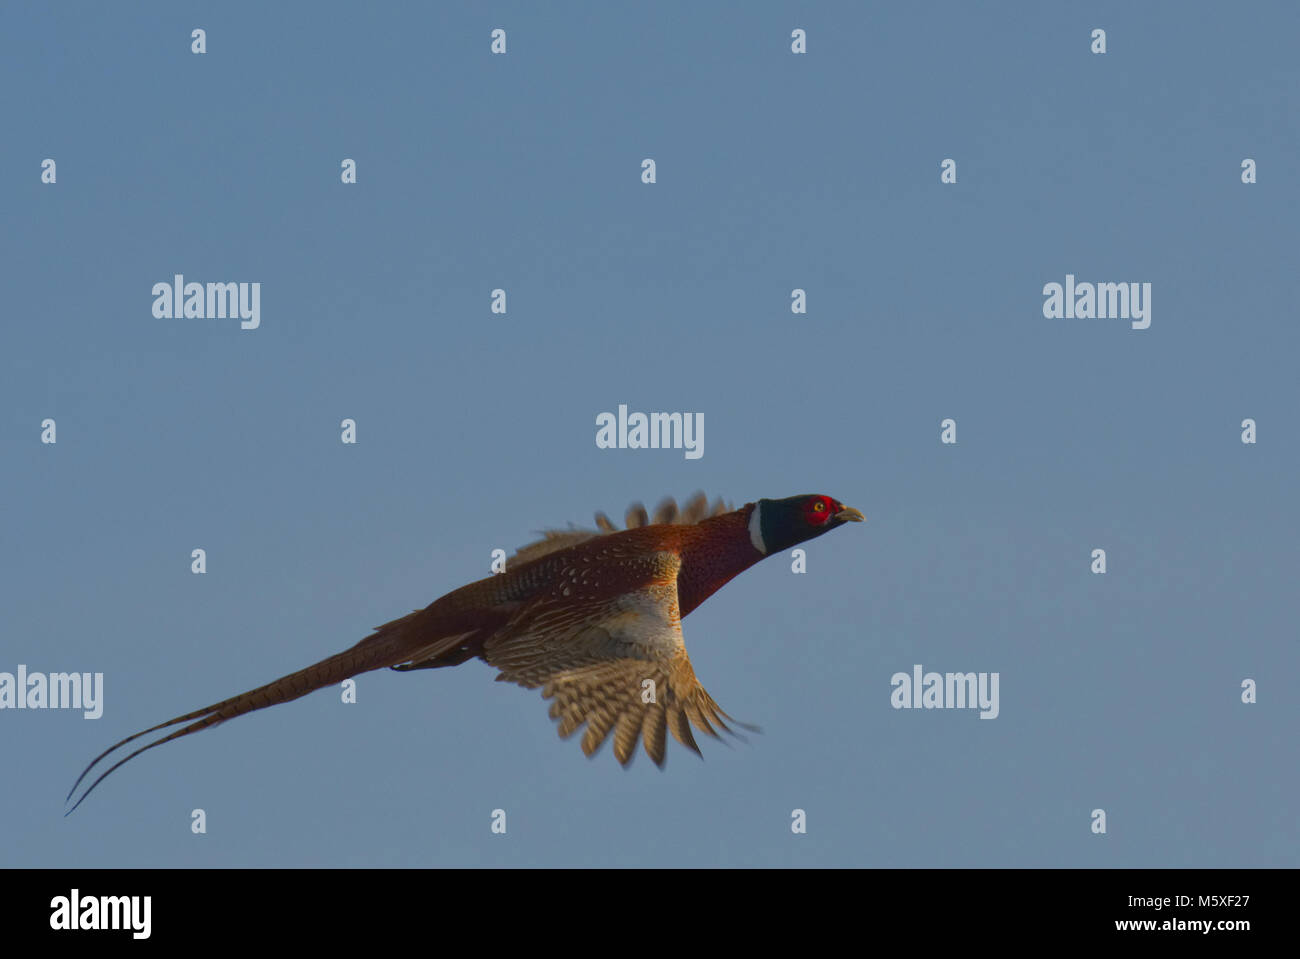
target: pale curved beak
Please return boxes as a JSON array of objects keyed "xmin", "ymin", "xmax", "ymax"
[{"xmin": 834, "ymin": 507, "xmax": 866, "ymax": 523}]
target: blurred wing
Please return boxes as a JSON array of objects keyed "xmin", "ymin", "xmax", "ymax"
[{"xmin": 484, "ymin": 550, "xmax": 748, "ymax": 765}]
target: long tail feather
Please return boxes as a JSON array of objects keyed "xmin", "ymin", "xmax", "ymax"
[{"xmin": 66, "ymin": 628, "xmax": 412, "ymax": 815}]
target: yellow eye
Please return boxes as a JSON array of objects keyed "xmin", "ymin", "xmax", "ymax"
[{"xmin": 813, "ymin": 501, "xmax": 825, "ymax": 512}]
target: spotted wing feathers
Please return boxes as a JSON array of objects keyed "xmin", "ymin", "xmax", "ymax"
[{"xmin": 484, "ymin": 550, "xmax": 749, "ymax": 765}]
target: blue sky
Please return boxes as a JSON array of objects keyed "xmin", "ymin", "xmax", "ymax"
[{"xmin": 2, "ymin": 2, "xmax": 1297, "ymax": 867}]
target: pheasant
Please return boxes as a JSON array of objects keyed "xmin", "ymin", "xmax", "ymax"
[{"xmin": 67, "ymin": 492, "xmax": 864, "ymax": 812}]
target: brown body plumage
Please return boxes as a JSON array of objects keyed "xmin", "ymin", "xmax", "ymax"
[{"xmin": 67, "ymin": 492, "xmax": 864, "ymax": 812}]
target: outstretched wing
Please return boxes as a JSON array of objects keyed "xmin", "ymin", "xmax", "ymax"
[{"xmin": 484, "ymin": 549, "xmax": 750, "ymax": 766}]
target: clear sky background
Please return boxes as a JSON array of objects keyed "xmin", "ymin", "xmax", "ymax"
[{"xmin": 2, "ymin": 2, "xmax": 1296, "ymax": 867}]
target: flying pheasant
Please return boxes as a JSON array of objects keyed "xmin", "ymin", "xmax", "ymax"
[{"xmin": 67, "ymin": 492, "xmax": 864, "ymax": 812}]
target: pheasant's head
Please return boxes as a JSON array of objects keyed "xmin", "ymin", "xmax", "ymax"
[{"xmin": 748, "ymin": 493, "xmax": 865, "ymax": 554}]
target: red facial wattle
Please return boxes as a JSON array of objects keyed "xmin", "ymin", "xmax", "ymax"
[{"xmin": 805, "ymin": 495, "xmax": 835, "ymax": 526}]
